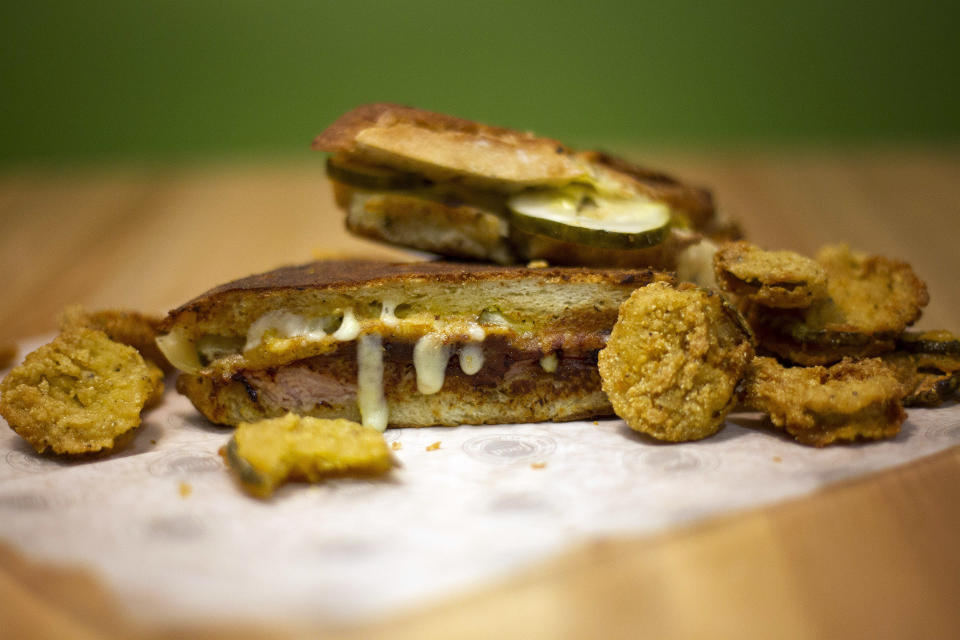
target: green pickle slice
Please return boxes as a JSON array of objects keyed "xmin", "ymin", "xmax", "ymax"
[
  {"xmin": 326, "ymin": 154, "xmax": 424, "ymax": 191},
  {"xmin": 223, "ymin": 413, "xmax": 393, "ymax": 498},
  {"xmin": 507, "ymin": 186, "xmax": 671, "ymax": 249}
]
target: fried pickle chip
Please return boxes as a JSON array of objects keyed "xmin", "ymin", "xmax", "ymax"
[
  {"xmin": 750, "ymin": 245, "xmax": 929, "ymax": 365},
  {"xmin": 881, "ymin": 330, "xmax": 960, "ymax": 407},
  {"xmin": 60, "ymin": 306, "xmax": 171, "ymax": 371},
  {"xmin": 896, "ymin": 329, "xmax": 960, "ymax": 356},
  {"xmin": 223, "ymin": 413, "xmax": 393, "ymax": 498},
  {"xmin": 143, "ymin": 360, "xmax": 166, "ymax": 409},
  {"xmin": 812, "ymin": 245, "xmax": 929, "ymax": 332},
  {"xmin": 743, "ymin": 356, "xmax": 906, "ymax": 446},
  {"xmin": 0, "ymin": 327, "xmax": 159, "ymax": 454},
  {"xmin": 713, "ymin": 241, "xmax": 827, "ymax": 309},
  {"xmin": 598, "ymin": 282, "xmax": 754, "ymax": 442}
]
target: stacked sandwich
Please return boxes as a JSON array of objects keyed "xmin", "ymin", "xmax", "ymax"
[{"xmin": 159, "ymin": 104, "xmax": 743, "ymax": 437}]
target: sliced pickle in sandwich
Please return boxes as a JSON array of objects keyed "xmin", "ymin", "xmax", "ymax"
[
  {"xmin": 507, "ymin": 186, "xmax": 672, "ymax": 250},
  {"xmin": 326, "ymin": 154, "xmax": 425, "ymax": 191}
]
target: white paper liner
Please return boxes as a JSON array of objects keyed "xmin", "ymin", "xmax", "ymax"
[{"xmin": 1, "ymin": 337, "xmax": 958, "ymax": 628}]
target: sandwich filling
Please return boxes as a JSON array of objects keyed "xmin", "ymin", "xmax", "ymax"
[{"xmin": 159, "ymin": 305, "xmax": 607, "ymax": 430}]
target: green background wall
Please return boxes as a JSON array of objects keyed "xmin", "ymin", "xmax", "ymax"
[{"xmin": 2, "ymin": 1, "xmax": 957, "ymax": 164}]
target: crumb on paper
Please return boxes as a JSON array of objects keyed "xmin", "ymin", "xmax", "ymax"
[
  {"xmin": 391, "ymin": 441, "xmax": 402, "ymax": 451},
  {"xmin": 531, "ymin": 461, "xmax": 547, "ymax": 469},
  {"xmin": 593, "ymin": 421, "xmax": 599, "ymax": 426},
  {"xmin": 0, "ymin": 343, "xmax": 17, "ymax": 369},
  {"xmin": 772, "ymin": 456, "xmax": 782, "ymax": 463},
  {"xmin": 426, "ymin": 441, "xmax": 441, "ymax": 451},
  {"xmin": 179, "ymin": 482, "xmax": 192, "ymax": 498}
]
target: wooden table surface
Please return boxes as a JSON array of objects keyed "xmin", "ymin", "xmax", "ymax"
[{"xmin": 1, "ymin": 149, "xmax": 959, "ymax": 638}]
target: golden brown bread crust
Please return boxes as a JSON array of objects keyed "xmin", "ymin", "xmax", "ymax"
[
  {"xmin": 161, "ymin": 259, "xmax": 667, "ymax": 334},
  {"xmin": 175, "ymin": 260, "xmax": 652, "ymax": 304},
  {"xmin": 313, "ymin": 103, "xmax": 585, "ymax": 191},
  {"xmin": 313, "ymin": 103, "xmax": 569, "ymax": 155}
]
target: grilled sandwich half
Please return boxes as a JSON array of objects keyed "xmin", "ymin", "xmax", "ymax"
[{"xmin": 157, "ymin": 259, "xmax": 670, "ymax": 429}]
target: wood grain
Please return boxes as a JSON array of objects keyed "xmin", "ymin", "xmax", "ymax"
[{"xmin": 1, "ymin": 151, "xmax": 958, "ymax": 638}]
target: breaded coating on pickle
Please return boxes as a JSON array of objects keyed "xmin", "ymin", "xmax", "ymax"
[
  {"xmin": 223, "ymin": 413, "xmax": 393, "ymax": 498},
  {"xmin": 143, "ymin": 360, "xmax": 166, "ymax": 409},
  {"xmin": 0, "ymin": 327, "xmax": 159, "ymax": 454},
  {"xmin": 60, "ymin": 306, "xmax": 171, "ymax": 371},
  {"xmin": 881, "ymin": 330, "xmax": 960, "ymax": 407},
  {"xmin": 812, "ymin": 245, "xmax": 929, "ymax": 333},
  {"xmin": 750, "ymin": 245, "xmax": 929, "ymax": 365},
  {"xmin": 743, "ymin": 356, "xmax": 906, "ymax": 446},
  {"xmin": 713, "ymin": 241, "xmax": 827, "ymax": 308},
  {"xmin": 598, "ymin": 282, "xmax": 754, "ymax": 442}
]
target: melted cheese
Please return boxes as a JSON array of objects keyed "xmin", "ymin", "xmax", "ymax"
[
  {"xmin": 156, "ymin": 329, "xmax": 202, "ymax": 374},
  {"xmin": 458, "ymin": 322, "xmax": 485, "ymax": 375},
  {"xmin": 245, "ymin": 309, "xmax": 365, "ymax": 351},
  {"xmin": 478, "ymin": 309, "xmax": 511, "ymax": 327},
  {"xmin": 380, "ymin": 297, "xmax": 399, "ymax": 327},
  {"xmin": 332, "ymin": 308, "xmax": 360, "ymax": 341},
  {"xmin": 413, "ymin": 333, "xmax": 452, "ymax": 394},
  {"xmin": 539, "ymin": 352, "xmax": 558, "ymax": 373},
  {"xmin": 465, "ymin": 322, "xmax": 485, "ymax": 342},
  {"xmin": 245, "ymin": 311, "xmax": 327, "ymax": 351},
  {"xmin": 676, "ymin": 238, "xmax": 719, "ymax": 289},
  {"xmin": 356, "ymin": 334, "xmax": 388, "ymax": 431},
  {"xmin": 459, "ymin": 343, "xmax": 484, "ymax": 375}
]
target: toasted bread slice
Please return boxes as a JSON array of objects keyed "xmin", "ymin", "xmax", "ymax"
[
  {"xmin": 344, "ymin": 189, "xmax": 514, "ymax": 264},
  {"xmin": 313, "ymin": 103, "xmax": 587, "ymax": 192}
]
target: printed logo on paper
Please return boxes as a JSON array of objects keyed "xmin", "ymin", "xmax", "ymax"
[
  {"xmin": 148, "ymin": 450, "xmax": 222, "ymax": 477},
  {"xmin": 463, "ymin": 433, "xmax": 556, "ymax": 463},
  {"xmin": 623, "ymin": 447, "xmax": 719, "ymax": 474}
]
